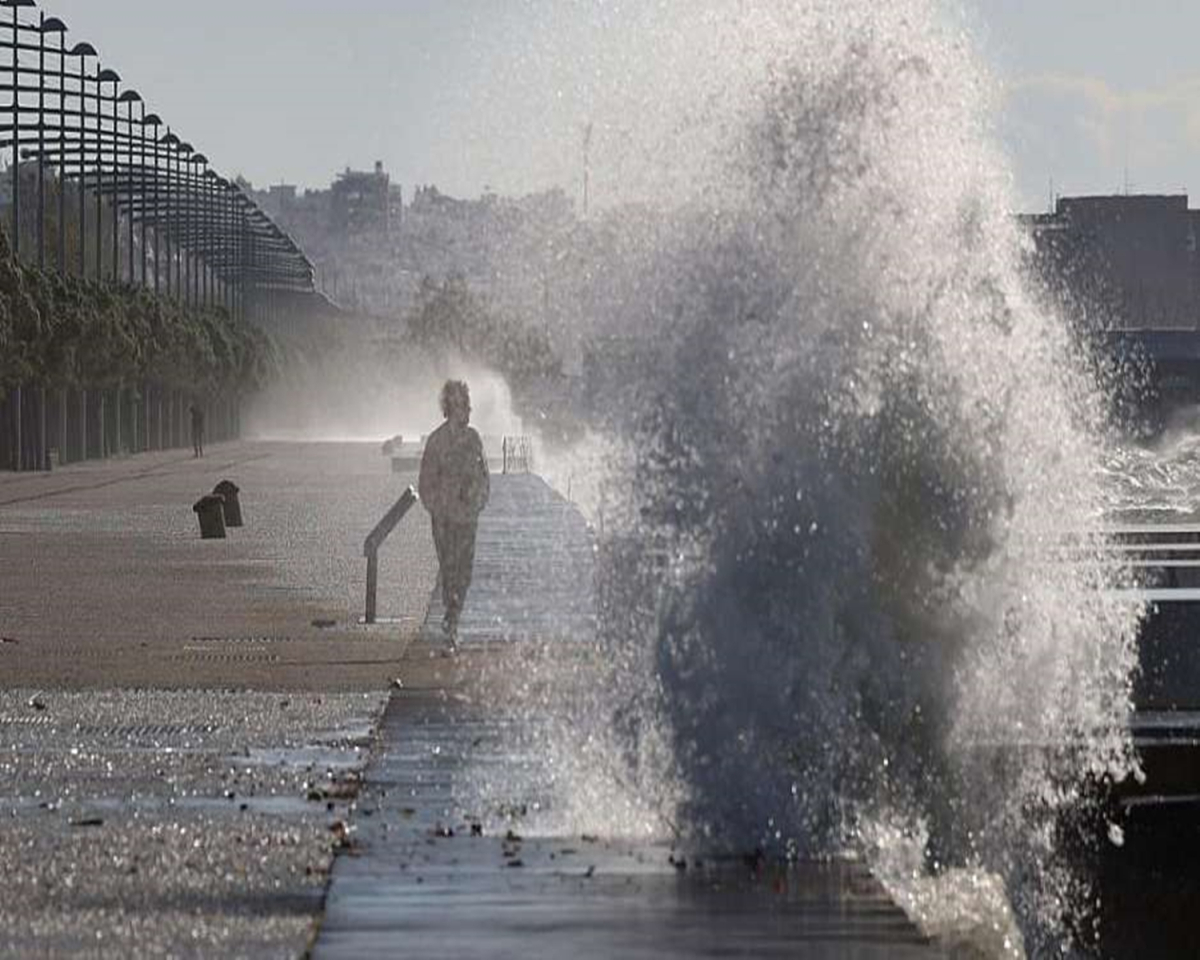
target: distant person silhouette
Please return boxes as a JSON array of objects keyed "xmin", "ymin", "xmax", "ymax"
[
  {"xmin": 418, "ymin": 380, "xmax": 490, "ymax": 645},
  {"xmin": 190, "ymin": 403, "xmax": 205, "ymax": 458}
]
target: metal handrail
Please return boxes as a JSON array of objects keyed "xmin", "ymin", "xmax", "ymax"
[
  {"xmin": 362, "ymin": 485, "xmax": 417, "ymax": 624},
  {"xmin": 502, "ymin": 435, "xmax": 533, "ymax": 475}
]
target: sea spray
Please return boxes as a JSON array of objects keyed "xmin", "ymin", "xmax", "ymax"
[
  {"xmin": 462, "ymin": 1, "xmax": 1143, "ymax": 952},
  {"xmin": 244, "ymin": 343, "xmax": 523, "ymax": 443}
]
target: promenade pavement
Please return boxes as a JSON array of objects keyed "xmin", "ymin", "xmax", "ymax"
[
  {"xmin": 313, "ymin": 474, "xmax": 944, "ymax": 959},
  {"xmin": 0, "ymin": 440, "xmax": 437, "ymax": 958},
  {"xmin": 1, "ymin": 447, "xmax": 942, "ymax": 957},
  {"xmin": 0, "ymin": 440, "xmax": 434, "ymax": 689}
]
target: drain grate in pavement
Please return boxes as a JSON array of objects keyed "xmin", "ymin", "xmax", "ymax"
[
  {"xmin": 76, "ymin": 723, "xmax": 217, "ymax": 739},
  {"xmin": 0, "ymin": 715, "xmax": 53, "ymax": 726},
  {"xmin": 173, "ymin": 652, "xmax": 282, "ymax": 664},
  {"xmin": 188, "ymin": 636, "xmax": 297, "ymax": 645}
]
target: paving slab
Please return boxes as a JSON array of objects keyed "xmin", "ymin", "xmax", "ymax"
[
  {"xmin": 315, "ymin": 475, "xmax": 943, "ymax": 958},
  {"xmin": 0, "ymin": 440, "xmax": 436, "ymax": 690}
]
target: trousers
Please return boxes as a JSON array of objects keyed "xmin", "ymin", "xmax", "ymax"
[{"xmin": 431, "ymin": 515, "xmax": 478, "ymax": 621}]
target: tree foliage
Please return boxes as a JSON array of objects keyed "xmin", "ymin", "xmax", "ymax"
[
  {"xmin": 0, "ymin": 228, "xmax": 276, "ymax": 395},
  {"xmin": 407, "ymin": 272, "xmax": 561, "ymax": 387}
]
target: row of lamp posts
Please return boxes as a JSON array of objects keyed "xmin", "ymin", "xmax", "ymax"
[
  {"xmin": 1, "ymin": 0, "xmax": 319, "ymax": 315},
  {"xmin": 0, "ymin": 0, "xmax": 321, "ymax": 471}
]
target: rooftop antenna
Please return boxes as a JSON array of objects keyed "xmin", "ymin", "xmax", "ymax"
[
  {"xmin": 1048, "ymin": 174, "xmax": 1054, "ymax": 213},
  {"xmin": 582, "ymin": 121, "xmax": 593, "ymax": 218},
  {"xmin": 1123, "ymin": 128, "xmax": 1131, "ymax": 195}
]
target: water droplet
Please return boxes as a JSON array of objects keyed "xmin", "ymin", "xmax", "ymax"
[{"xmin": 1106, "ymin": 822, "xmax": 1125, "ymax": 847}]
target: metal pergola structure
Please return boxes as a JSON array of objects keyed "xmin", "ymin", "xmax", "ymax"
[{"xmin": 0, "ymin": 0, "xmax": 322, "ymax": 323}]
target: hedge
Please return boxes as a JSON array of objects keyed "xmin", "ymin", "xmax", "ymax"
[{"xmin": 0, "ymin": 227, "xmax": 276, "ymax": 396}]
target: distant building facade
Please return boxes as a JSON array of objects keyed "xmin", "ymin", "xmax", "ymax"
[
  {"xmin": 331, "ymin": 161, "xmax": 392, "ymax": 236},
  {"xmin": 1024, "ymin": 194, "xmax": 1200, "ymax": 331},
  {"xmin": 246, "ymin": 160, "xmax": 401, "ymax": 245}
]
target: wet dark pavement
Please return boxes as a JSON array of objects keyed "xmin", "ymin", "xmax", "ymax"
[
  {"xmin": 0, "ymin": 688, "xmax": 386, "ymax": 959},
  {"xmin": 314, "ymin": 475, "xmax": 943, "ymax": 958}
]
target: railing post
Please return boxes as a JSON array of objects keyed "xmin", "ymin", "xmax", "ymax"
[
  {"xmin": 58, "ymin": 388, "xmax": 67, "ymax": 465},
  {"xmin": 12, "ymin": 385, "xmax": 22, "ymax": 470},
  {"xmin": 113, "ymin": 385, "xmax": 122, "ymax": 455},
  {"xmin": 79, "ymin": 388, "xmax": 87, "ymax": 459},
  {"xmin": 365, "ymin": 550, "xmax": 379, "ymax": 624},
  {"xmin": 362, "ymin": 486, "xmax": 417, "ymax": 625},
  {"xmin": 38, "ymin": 385, "xmax": 47, "ymax": 470}
]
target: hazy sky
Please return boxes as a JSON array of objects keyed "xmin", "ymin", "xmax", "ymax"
[{"xmin": 42, "ymin": 1, "xmax": 1200, "ymax": 212}]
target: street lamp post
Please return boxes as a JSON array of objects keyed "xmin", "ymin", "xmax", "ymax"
[
  {"xmin": 35, "ymin": 15, "xmax": 65, "ymax": 270},
  {"xmin": 114, "ymin": 88, "xmax": 139, "ymax": 453},
  {"xmin": 204, "ymin": 168, "xmax": 218, "ymax": 308},
  {"xmin": 177, "ymin": 140, "xmax": 193, "ymax": 307},
  {"xmin": 192, "ymin": 152, "xmax": 207, "ymax": 307},
  {"xmin": 140, "ymin": 111, "xmax": 159, "ymax": 288},
  {"xmin": 229, "ymin": 185, "xmax": 239, "ymax": 321},
  {"xmin": 95, "ymin": 65, "xmax": 117, "ymax": 280},
  {"xmin": 107, "ymin": 76, "xmax": 122, "ymax": 281},
  {"xmin": 117, "ymin": 88, "xmax": 140, "ymax": 283},
  {"xmin": 218, "ymin": 175, "xmax": 232, "ymax": 313},
  {"xmin": 239, "ymin": 197, "xmax": 250, "ymax": 320},
  {"xmin": 4, "ymin": 0, "xmax": 35, "ymax": 263},
  {"xmin": 159, "ymin": 129, "xmax": 177, "ymax": 298},
  {"xmin": 68, "ymin": 41, "xmax": 93, "ymax": 276},
  {"xmin": 48, "ymin": 18, "xmax": 69, "ymax": 274},
  {"xmin": 176, "ymin": 140, "xmax": 191, "ymax": 303},
  {"xmin": 98, "ymin": 64, "xmax": 121, "ymax": 456}
]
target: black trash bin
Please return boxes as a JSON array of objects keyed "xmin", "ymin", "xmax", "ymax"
[
  {"xmin": 213, "ymin": 479, "xmax": 243, "ymax": 527},
  {"xmin": 193, "ymin": 493, "xmax": 226, "ymax": 539}
]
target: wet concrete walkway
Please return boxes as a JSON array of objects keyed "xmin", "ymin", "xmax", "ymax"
[{"xmin": 313, "ymin": 475, "xmax": 943, "ymax": 958}]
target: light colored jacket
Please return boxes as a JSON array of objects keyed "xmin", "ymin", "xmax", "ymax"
[{"xmin": 418, "ymin": 421, "xmax": 490, "ymax": 522}]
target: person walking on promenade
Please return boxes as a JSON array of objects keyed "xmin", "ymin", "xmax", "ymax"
[
  {"xmin": 419, "ymin": 380, "xmax": 490, "ymax": 645},
  {"xmin": 190, "ymin": 403, "xmax": 205, "ymax": 458}
]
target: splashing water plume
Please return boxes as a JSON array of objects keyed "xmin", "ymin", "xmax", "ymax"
[{"xmin": 458, "ymin": 2, "xmax": 1144, "ymax": 953}]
